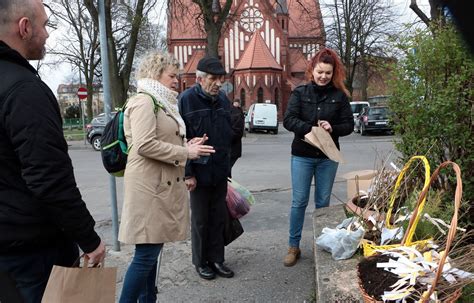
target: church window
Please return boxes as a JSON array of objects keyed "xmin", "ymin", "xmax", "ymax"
[
  {"xmin": 240, "ymin": 7, "xmax": 263, "ymax": 32},
  {"xmin": 257, "ymin": 87, "xmax": 263, "ymax": 103},
  {"xmin": 240, "ymin": 89, "xmax": 246, "ymax": 106}
]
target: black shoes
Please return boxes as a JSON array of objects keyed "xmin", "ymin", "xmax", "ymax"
[
  {"xmin": 209, "ymin": 262, "xmax": 234, "ymax": 278},
  {"xmin": 195, "ymin": 265, "xmax": 216, "ymax": 280}
]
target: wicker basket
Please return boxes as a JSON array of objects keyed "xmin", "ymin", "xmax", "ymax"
[
  {"xmin": 358, "ymin": 161, "xmax": 463, "ymax": 302},
  {"xmin": 362, "ymin": 155, "xmax": 431, "ymax": 256}
]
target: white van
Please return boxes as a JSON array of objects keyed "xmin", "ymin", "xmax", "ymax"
[
  {"xmin": 350, "ymin": 101, "xmax": 370, "ymax": 132},
  {"xmin": 245, "ymin": 103, "xmax": 278, "ymax": 134},
  {"xmin": 350, "ymin": 101, "xmax": 370, "ymax": 117}
]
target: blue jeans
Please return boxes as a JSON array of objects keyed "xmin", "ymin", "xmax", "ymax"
[
  {"xmin": 119, "ymin": 243, "xmax": 163, "ymax": 303},
  {"xmin": 289, "ymin": 156, "xmax": 338, "ymax": 248},
  {"xmin": 0, "ymin": 240, "xmax": 79, "ymax": 303}
]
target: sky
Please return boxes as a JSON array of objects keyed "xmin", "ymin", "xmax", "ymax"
[{"xmin": 39, "ymin": 0, "xmax": 431, "ymax": 95}]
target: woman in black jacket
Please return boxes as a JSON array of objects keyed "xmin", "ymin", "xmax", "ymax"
[{"xmin": 282, "ymin": 48, "xmax": 353, "ymax": 266}]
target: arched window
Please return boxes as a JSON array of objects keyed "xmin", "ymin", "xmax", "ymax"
[
  {"xmin": 240, "ymin": 89, "xmax": 246, "ymax": 107},
  {"xmin": 274, "ymin": 88, "xmax": 280, "ymax": 109},
  {"xmin": 257, "ymin": 87, "xmax": 264, "ymax": 103}
]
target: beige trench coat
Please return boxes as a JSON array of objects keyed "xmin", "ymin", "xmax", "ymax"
[{"xmin": 118, "ymin": 93, "xmax": 189, "ymax": 244}]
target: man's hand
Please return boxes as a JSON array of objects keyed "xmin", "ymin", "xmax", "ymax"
[
  {"xmin": 85, "ymin": 239, "xmax": 106, "ymax": 265},
  {"xmin": 185, "ymin": 176, "xmax": 197, "ymax": 192}
]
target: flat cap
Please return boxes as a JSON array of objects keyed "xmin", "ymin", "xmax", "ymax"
[{"xmin": 197, "ymin": 56, "xmax": 226, "ymax": 75}]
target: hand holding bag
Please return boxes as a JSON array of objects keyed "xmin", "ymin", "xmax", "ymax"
[{"xmin": 42, "ymin": 255, "xmax": 117, "ymax": 303}]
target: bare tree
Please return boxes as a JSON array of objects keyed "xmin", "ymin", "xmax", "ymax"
[
  {"xmin": 324, "ymin": 0, "xmax": 399, "ymax": 99},
  {"xmin": 47, "ymin": 0, "xmax": 163, "ymax": 111},
  {"xmin": 48, "ymin": 0, "xmax": 100, "ymax": 120},
  {"xmin": 410, "ymin": 0, "xmax": 444, "ymax": 27},
  {"xmin": 83, "ymin": 0, "xmax": 159, "ymax": 107},
  {"xmin": 169, "ymin": 0, "xmax": 233, "ymax": 57}
]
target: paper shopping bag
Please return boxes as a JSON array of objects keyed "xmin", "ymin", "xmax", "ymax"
[
  {"xmin": 42, "ymin": 256, "xmax": 116, "ymax": 303},
  {"xmin": 304, "ymin": 126, "xmax": 346, "ymax": 163}
]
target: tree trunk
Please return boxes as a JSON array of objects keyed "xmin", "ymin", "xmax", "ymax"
[
  {"xmin": 360, "ymin": 58, "xmax": 368, "ymax": 100},
  {"xmin": 206, "ymin": 25, "xmax": 220, "ymax": 57}
]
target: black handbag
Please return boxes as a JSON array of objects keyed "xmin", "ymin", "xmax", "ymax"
[{"xmin": 223, "ymin": 206, "xmax": 244, "ymax": 246}]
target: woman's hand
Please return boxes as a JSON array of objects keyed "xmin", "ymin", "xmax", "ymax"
[
  {"xmin": 187, "ymin": 139, "xmax": 215, "ymax": 160},
  {"xmin": 187, "ymin": 133, "xmax": 209, "ymax": 145},
  {"xmin": 318, "ymin": 120, "xmax": 333, "ymax": 133}
]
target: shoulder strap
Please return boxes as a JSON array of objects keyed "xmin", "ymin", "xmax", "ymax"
[{"xmin": 139, "ymin": 92, "xmax": 164, "ymax": 114}]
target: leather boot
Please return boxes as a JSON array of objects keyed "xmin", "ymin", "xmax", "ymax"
[{"xmin": 283, "ymin": 247, "xmax": 301, "ymax": 267}]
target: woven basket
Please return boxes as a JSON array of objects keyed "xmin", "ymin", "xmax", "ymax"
[
  {"xmin": 358, "ymin": 161, "xmax": 463, "ymax": 302},
  {"xmin": 362, "ymin": 155, "xmax": 431, "ymax": 256}
]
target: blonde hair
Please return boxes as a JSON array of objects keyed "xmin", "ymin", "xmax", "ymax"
[{"xmin": 136, "ymin": 50, "xmax": 180, "ymax": 80}]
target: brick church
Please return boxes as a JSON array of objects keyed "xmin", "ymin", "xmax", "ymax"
[{"xmin": 167, "ymin": 0, "xmax": 325, "ymax": 118}]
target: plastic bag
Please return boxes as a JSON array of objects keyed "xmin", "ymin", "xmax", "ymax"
[
  {"xmin": 316, "ymin": 218, "xmax": 365, "ymax": 260},
  {"xmin": 226, "ymin": 179, "xmax": 254, "ymax": 219},
  {"xmin": 228, "ymin": 178, "xmax": 255, "ymax": 205}
]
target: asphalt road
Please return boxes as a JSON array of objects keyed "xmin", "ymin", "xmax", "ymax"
[{"xmin": 68, "ymin": 126, "xmax": 396, "ymax": 302}]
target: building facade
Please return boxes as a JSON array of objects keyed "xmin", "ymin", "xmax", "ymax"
[{"xmin": 167, "ymin": 0, "xmax": 325, "ymax": 118}]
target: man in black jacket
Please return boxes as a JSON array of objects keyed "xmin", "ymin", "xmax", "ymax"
[
  {"xmin": 0, "ymin": 0, "xmax": 105, "ymax": 301},
  {"xmin": 179, "ymin": 57, "xmax": 235, "ymax": 280}
]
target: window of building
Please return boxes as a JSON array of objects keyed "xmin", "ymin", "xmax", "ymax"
[
  {"xmin": 240, "ymin": 88, "xmax": 246, "ymax": 106},
  {"xmin": 257, "ymin": 87, "xmax": 263, "ymax": 103}
]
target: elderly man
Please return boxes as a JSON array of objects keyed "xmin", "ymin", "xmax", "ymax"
[
  {"xmin": 179, "ymin": 57, "xmax": 235, "ymax": 280},
  {"xmin": 0, "ymin": 0, "xmax": 105, "ymax": 301}
]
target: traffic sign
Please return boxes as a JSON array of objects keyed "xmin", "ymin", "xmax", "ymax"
[{"xmin": 77, "ymin": 87, "xmax": 88, "ymax": 99}]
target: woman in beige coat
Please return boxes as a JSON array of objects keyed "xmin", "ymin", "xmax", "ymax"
[{"xmin": 118, "ymin": 51, "xmax": 214, "ymax": 303}]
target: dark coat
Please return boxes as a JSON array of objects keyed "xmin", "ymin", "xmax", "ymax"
[
  {"xmin": 283, "ymin": 82, "xmax": 354, "ymax": 159},
  {"xmin": 0, "ymin": 41, "xmax": 100, "ymax": 253},
  {"xmin": 230, "ymin": 105, "xmax": 245, "ymax": 160},
  {"xmin": 178, "ymin": 84, "xmax": 233, "ymax": 186}
]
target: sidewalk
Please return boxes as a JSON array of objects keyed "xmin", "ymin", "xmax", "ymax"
[{"xmin": 95, "ymin": 190, "xmax": 317, "ymax": 302}]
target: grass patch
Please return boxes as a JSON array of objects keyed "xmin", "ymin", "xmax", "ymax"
[{"xmin": 63, "ymin": 129, "xmax": 86, "ymax": 141}]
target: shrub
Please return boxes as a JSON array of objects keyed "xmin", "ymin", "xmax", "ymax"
[{"xmin": 388, "ymin": 24, "xmax": 473, "ymax": 229}]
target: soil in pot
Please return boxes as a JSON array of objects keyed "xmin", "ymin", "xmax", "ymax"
[
  {"xmin": 358, "ymin": 254, "xmax": 424, "ymax": 302},
  {"xmin": 358, "ymin": 255, "xmax": 399, "ymax": 300}
]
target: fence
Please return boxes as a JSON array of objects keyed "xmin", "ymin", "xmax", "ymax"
[{"xmin": 63, "ymin": 118, "xmax": 84, "ymax": 129}]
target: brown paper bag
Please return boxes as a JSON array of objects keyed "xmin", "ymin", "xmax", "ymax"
[
  {"xmin": 304, "ymin": 126, "xmax": 346, "ymax": 163},
  {"xmin": 42, "ymin": 256, "xmax": 117, "ymax": 303}
]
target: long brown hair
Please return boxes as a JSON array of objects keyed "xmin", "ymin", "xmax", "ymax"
[{"xmin": 305, "ymin": 48, "xmax": 350, "ymax": 97}]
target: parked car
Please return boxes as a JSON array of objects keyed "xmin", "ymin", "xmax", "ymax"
[
  {"xmin": 86, "ymin": 112, "xmax": 116, "ymax": 151},
  {"xmin": 355, "ymin": 106, "xmax": 393, "ymax": 135},
  {"xmin": 350, "ymin": 101, "xmax": 369, "ymax": 132},
  {"xmin": 244, "ymin": 103, "xmax": 278, "ymax": 134}
]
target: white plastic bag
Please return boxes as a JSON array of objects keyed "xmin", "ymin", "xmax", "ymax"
[{"xmin": 316, "ymin": 218, "xmax": 365, "ymax": 260}]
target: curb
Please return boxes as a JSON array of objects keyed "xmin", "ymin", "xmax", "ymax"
[{"xmin": 312, "ymin": 205, "xmax": 363, "ymax": 302}]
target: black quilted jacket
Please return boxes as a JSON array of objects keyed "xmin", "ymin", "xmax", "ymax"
[
  {"xmin": 283, "ymin": 82, "xmax": 354, "ymax": 159},
  {"xmin": 0, "ymin": 41, "xmax": 100, "ymax": 254}
]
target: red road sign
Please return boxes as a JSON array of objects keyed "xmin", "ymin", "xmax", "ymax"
[{"xmin": 77, "ymin": 87, "xmax": 88, "ymax": 99}]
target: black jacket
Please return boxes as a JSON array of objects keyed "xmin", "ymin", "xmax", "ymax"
[
  {"xmin": 230, "ymin": 105, "xmax": 244, "ymax": 160},
  {"xmin": 178, "ymin": 84, "xmax": 233, "ymax": 186},
  {"xmin": 0, "ymin": 41, "xmax": 100, "ymax": 254},
  {"xmin": 283, "ymin": 82, "xmax": 354, "ymax": 158}
]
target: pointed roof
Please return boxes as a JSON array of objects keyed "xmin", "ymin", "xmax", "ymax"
[
  {"xmin": 182, "ymin": 49, "xmax": 206, "ymax": 74},
  {"xmin": 287, "ymin": 77, "xmax": 306, "ymax": 90},
  {"xmin": 287, "ymin": 0, "xmax": 324, "ymax": 38},
  {"xmin": 234, "ymin": 32, "xmax": 282, "ymax": 71},
  {"xmin": 289, "ymin": 48, "xmax": 308, "ymax": 73}
]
